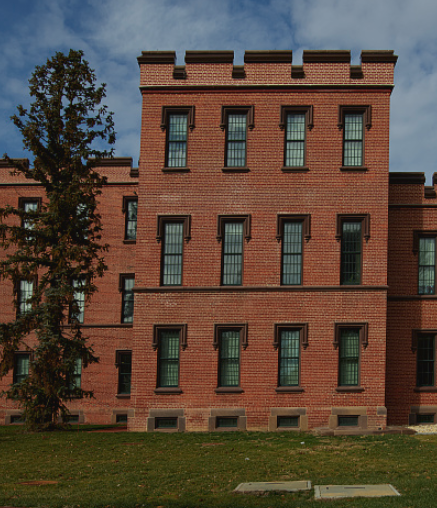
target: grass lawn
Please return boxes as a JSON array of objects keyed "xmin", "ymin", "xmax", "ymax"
[{"xmin": 0, "ymin": 425, "xmax": 435, "ymax": 508}]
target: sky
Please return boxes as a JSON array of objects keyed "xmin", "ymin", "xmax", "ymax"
[{"xmin": 1, "ymin": 0, "xmax": 437, "ymax": 183}]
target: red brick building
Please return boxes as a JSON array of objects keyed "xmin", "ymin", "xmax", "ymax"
[{"xmin": 2, "ymin": 49, "xmax": 436, "ymax": 432}]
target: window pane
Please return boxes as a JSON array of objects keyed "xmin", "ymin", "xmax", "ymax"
[
  {"xmin": 285, "ymin": 114, "xmax": 305, "ymax": 167},
  {"xmin": 417, "ymin": 335, "xmax": 434, "ymax": 387},
  {"xmin": 162, "ymin": 222, "xmax": 183, "ymax": 286},
  {"xmin": 419, "ymin": 237, "xmax": 435, "ymax": 294},
  {"xmin": 125, "ymin": 200, "xmax": 137, "ymax": 240},
  {"xmin": 279, "ymin": 329, "xmax": 300, "ymax": 386},
  {"xmin": 168, "ymin": 114, "xmax": 187, "ymax": 167},
  {"xmin": 227, "ymin": 114, "xmax": 246, "ymax": 167},
  {"xmin": 282, "ymin": 222, "xmax": 302, "ymax": 285},
  {"xmin": 219, "ymin": 330, "xmax": 240, "ymax": 387},
  {"xmin": 23, "ymin": 201, "xmax": 38, "ymax": 231},
  {"xmin": 14, "ymin": 354, "xmax": 30, "ymax": 384},
  {"xmin": 339, "ymin": 329, "xmax": 359, "ymax": 386},
  {"xmin": 341, "ymin": 222, "xmax": 361, "ymax": 285},
  {"xmin": 118, "ymin": 352, "xmax": 132, "ymax": 394},
  {"xmin": 343, "ymin": 114, "xmax": 363, "ymax": 166},
  {"xmin": 122, "ymin": 277, "xmax": 135, "ymax": 323},
  {"xmin": 71, "ymin": 279, "xmax": 85, "ymax": 323},
  {"xmin": 158, "ymin": 331, "xmax": 179, "ymax": 387},
  {"xmin": 69, "ymin": 358, "xmax": 82, "ymax": 390},
  {"xmin": 222, "ymin": 222, "xmax": 243, "ymax": 285},
  {"xmin": 19, "ymin": 280, "xmax": 33, "ymax": 315}
]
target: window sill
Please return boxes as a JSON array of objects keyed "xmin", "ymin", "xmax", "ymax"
[
  {"xmin": 154, "ymin": 387, "xmax": 183, "ymax": 394},
  {"xmin": 215, "ymin": 387, "xmax": 244, "ymax": 394},
  {"xmin": 123, "ymin": 239, "xmax": 136, "ymax": 244},
  {"xmin": 414, "ymin": 387, "xmax": 437, "ymax": 392},
  {"xmin": 340, "ymin": 166, "xmax": 368, "ymax": 172},
  {"xmin": 162, "ymin": 167, "xmax": 190, "ymax": 173},
  {"xmin": 221, "ymin": 167, "xmax": 250, "ymax": 173},
  {"xmin": 281, "ymin": 166, "xmax": 309, "ymax": 173},
  {"xmin": 275, "ymin": 386, "xmax": 304, "ymax": 393},
  {"xmin": 116, "ymin": 394, "xmax": 131, "ymax": 399},
  {"xmin": 335, "ymin": 386, "xmax": 365, "ymax": 393}
]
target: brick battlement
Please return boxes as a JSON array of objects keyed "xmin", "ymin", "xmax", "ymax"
[{"xmin": 138, "ymin": 50, "xmax": 397, "ymax": 88}]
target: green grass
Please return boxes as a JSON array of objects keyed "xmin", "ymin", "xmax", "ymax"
[{"xmin": 0, "ymin": 425, "xmax": 436, "ymax": 508}]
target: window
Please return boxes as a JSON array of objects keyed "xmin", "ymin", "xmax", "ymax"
[
  {"xmin": 153, "ymin": 325, "xmax": 187, "ymax": 391},
  {"xmin": 123, "ymin": 197, "xmax": 137, "ymax": 241},
  {"xmin": 216, "ymin": 417, "xmax": 238, "ymax": 428},
  {"xmin": 338, "ymin": 415, "xmax": 359, "ymax": 427},
  {"xmin": 70, "ymin": 279, "xmax": 85, "ymax": 323},
  {"xmin": 19, "ymin": 198, "xmax": 41, "ymax": 235},
  {"xmin": 155, "ymin": 417, "xmax": 178, "ymax": 429},
  {"xmin": 120, "ymin": 274, "xmax": 134, "ymax": 323},
  {"xmin": 277, "ymin": 215, "xmax": 310, "ymax": 285},
  {"xmin": 17, "ymin": 279, "xmax": 33, "ymax": 316},
  {"xmin": 69, "ymin": 358, "xmax": 82, "ymax": 390},
  {"xmin": 338, "ymin": 106, "xmax": 371, "ymax": 169},
  {"xmin": 221, "ymin": 106, "xmax": 254, "ymax": 170},
  {"xmin": 277, "ymin": 416, "xmax": 299, "ymax": 428},
  {"xmin": 417, "ymin": 335, "xmax": 434, "ymax": 387},
  {"xmin": 337, "ymin": 214, "xmax": 370, "ymax": 285},
  {"xmin": 280, "ymin": 106, "xmax": 313, "ymax": 169},
  {"xmin": 214, "ymin": 324, "xmax": 247, "ymax": 391},
  {"xmin": 157, "ymin": 216, "xmax": 191, "ymax": 286},
  {"xmin": 161, "ymin": 106, "xmax": 195, "ymax": 171},
  {"xmin": 339, "ymin": 328, "xmax": 360, "ymax": 386},
  {"xmin": 274, "ymin": 324, "xmax": 307, "ymax": 391},
  {"xmin": 217, "ymin": 215, "xmax": 251, "ymax": 286},
  {"xmin": 419, "ymin": 237, "xmax": 435, "ymax": 294},
  {"xmin": 116, "ymin": 351, "xmax": 132, "ymax": 395},
  {"xmin": 13, "ymin": 353, "xmax": 30, "ymax": 384}
]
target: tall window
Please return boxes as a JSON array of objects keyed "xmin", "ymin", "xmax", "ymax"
[
  {"xmin": 222, "ymin": 222, "xmax": 244, "ymax": 285},
  {"xmin": 417, "ymin": 335, "xmax": 434, "ymax": 387},
  {"xmin": 167, "ymin": 114, "xmax": 188, "ymax": 167},
  {"xmin": 218, "ymin": 329, "xmax": 240, "ymax": 387},
  {"xmin": 124, "ymin": 198, "xmax": 137, "ymax": 241},
  {"xmin": 278, "ymin": 329, "xmax": 300, "ymax": 386},
  {"xmin": 70, "ymin": 279, "xmax": 85, "ymax": 323},
  {"xmin": 116, "ymin": 351, "xmax": 132, "ymax": 395},
  {"xmin": 226, "ymin": 113, "xmax": 247, "ymax": 167},
  {"xmin": 282, "ymin": 222, "xmax": 303, "ymax": 285},
  {"xmin": 343, "ymin": 114, "xmax": 363, "ymax": 166},
  {"xmin": 419, "ymin": 237, "xmax": 435, "ymax": 294},
  {"xmin": 69, "ymin": 358, "xmax": 82, "ymax": 390},
  {"xmin": 20, "ymin": 199, "xmax": 40, "ymax": 236},
  {"xmin": 339, "ymin": 328, "xmax": 360, "ymax": 386},
  {"xmin": 341, "ymin": 221, "xmax": 362, "ymax": 285},
  {"xmin": 157, "ymin": 330, "xmax": 180, "ymax": 388},
  {"xmin": 120, "ymin": 275, "xmax": 134, "ymax": 323},
  {"xmin": 13, "ymin": 353, "xmax": 30, "ymax": 384},
  {"xmin": 162, "ymin": 222, "xmax": 184, "ymax": 286},
  {"xmin": 17, "ymin": 280, "xmax": 33, "ymax": 316},
  {"xmin": 285, "ymin": 114, "xmax": 306, "ymax": 167}
]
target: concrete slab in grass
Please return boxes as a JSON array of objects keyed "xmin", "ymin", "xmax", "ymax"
[
  {"xmin": 234, "ymin": 481, "xmax": 311, "ymax": 494},
  {"xmin": 314, "ymin": 484, "xmax": 400, "ymax": 500}
]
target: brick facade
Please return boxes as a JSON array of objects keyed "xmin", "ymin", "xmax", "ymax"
[{"xmin": 1, "ymin": 49, "xmax": 435, "ymax": 432}]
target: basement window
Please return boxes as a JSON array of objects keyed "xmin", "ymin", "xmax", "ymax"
[
  {"xmin": 338, "ymin": 416, "xmax": 359, "ymax": 427},
  {"xmin": 155, "ymin": 417, "xmax": 178, "ymax": 430},
  {"xmin": 216, "ymin": 417, "xmax": 238, "ymax": 428},
  {"xmin": 416, "ymin": 414, "xmax": 434, "ymax": 424},
  {"xmin": 277, "ymin": 416, "xmax": 299, "ymax": 428}
]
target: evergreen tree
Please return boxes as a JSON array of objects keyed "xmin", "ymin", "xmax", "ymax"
[{"xmin": 0, "ymin": 49, "xmax": 115, "ymax": 430}]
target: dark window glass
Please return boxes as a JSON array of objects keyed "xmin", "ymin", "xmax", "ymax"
[
  {"xmin": 416, "ymin": 414, "xmax": 434, "ymax": 424},
  {"xmin": 167, "ymin": 114, "xmax": 188, "ymax": 167},
  {"xmin": 155, "ymin": 417, "xmax": 178, "ymax": 429},
  {"xmin": 419, "ymin": 237, "xmax": 435, "ymax": 294},
  {"xmin": 70, "ymin": 279, "xmax": 85, "ymax": 323},
  {"xmin": 216, "ymin": 417, "xmax": 238, "ymax": 428},
  {"xmin": 417, "ymin": 335, "xmax": 434, "ymax": 387},
  {"xmin": 10, "ymin": 414, "xmax": 25, "ymax": 424},
  {"xmin": 69, "ymin": 358, "xmax": 82, "ymax": 390},
  {"xmin": 338, "ymin": 415, "xmax": 359, "ymax": 427},
  {"xmin": 18, "ymin": 280, "xmax": 33, "ymax": 316},
  {"xmin": 158, "ymin": 330, "xmax": 179, "ymax": 387},
  {"xmin": 117, "ymin": 352, "xmax": 132, "ymax": 395},
  {"xmin": 162, "ymin": 222, "xmax": 183, "ymax": 286},
  {"xmin": 121, "ymin": 277, "xmax": 135, "ymax": 323},
  {"xmin": 226, "ymin": 113, "xmax": 247, "ymax": 167},
  {"xmin": 285, "ymin": 113, "xmax": 305, "ymax": 167},
  {"xmin": 116, "ymin": 414, "xmax": 128, "ymax": 423},
  {"xmin": 343, "ymin": 113, "xmax": 363, "ymax": 166},
  {"xmin": 277, "ymin": 416, "xmax": 299, "ymax": 428},
  {"xmin": 218, "ymin": 329, "xmax": 240, "ymax": 387},
  {"xmin": 341, "ymin": 221, "xmax": 362, "ymax": 285},
  {"xmin": 339, "ymin": 329, "xmax": 359, "ymax": 386},
  {"xmin": 13, "ymin": 353, "xmax": 30, "ymax": 384},
  {"xmin": 281, "ymin": 222, "xmax": 302, "ymax": 285},
  {"xmin": 222, "ymin": 222, "xmax": 243, "ymax": 285},
  {"xmin": 22, "ymin": 200, "xmax": 38, "ymax": 235},
  {"xmin": 278, "ymin": 329, "xmax": 300, "ymax": 386},
  {"xmin": 125, "ymin": 199, "xmax": 137, "ymax": 241}
]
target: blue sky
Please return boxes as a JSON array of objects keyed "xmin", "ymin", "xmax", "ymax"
[{"xmin": 1, "ymin": 0, "xmax": 437, "ymax": 182}]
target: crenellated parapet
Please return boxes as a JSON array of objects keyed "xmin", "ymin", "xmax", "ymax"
[{"xmin": 137, "ymin": 50, "xmax": 397, "ymax": 88}]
